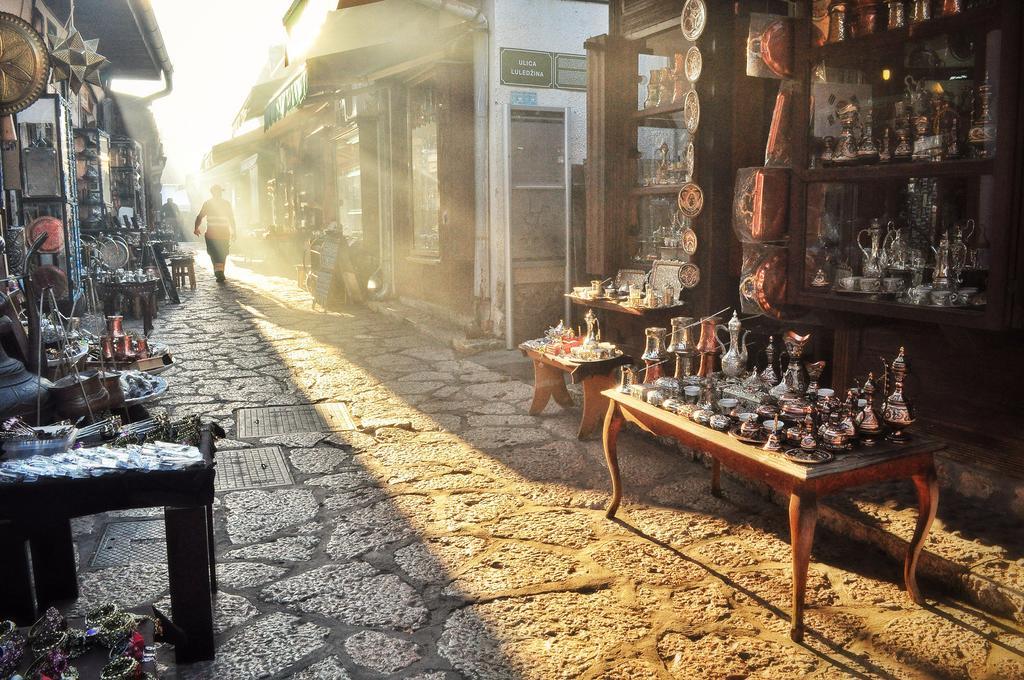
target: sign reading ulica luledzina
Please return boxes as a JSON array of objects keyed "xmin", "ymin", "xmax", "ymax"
[{"xmin": 500, "ymin": 49, "xmax": 553, "ymax": 88}]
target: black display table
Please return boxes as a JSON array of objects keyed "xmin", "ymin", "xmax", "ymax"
[{"xmin": 0, "ymin": 428, "xmax": 218, "ymax": 663}]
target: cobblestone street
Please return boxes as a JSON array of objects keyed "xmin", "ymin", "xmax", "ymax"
[{"xmin": 68, "ymin": 257, "xmax": 1024, "ymax": 679}]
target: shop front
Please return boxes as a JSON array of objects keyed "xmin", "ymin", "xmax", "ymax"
[{"xmin": 499, "ymin": 0, "xmax": 1021, "ymax": 637}]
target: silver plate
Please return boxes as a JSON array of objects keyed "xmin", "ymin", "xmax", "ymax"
[{"xmin": 783, "ymin": 448, "xmax": 834, "ymax": 465}]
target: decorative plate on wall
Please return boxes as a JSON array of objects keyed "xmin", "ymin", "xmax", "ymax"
[
  {"xmin": 683, "ymin": 89, "xmax": 700, "ymax": 134},
  {"xmin": 685, "ymin": 46, "xmax": 702, "ymax": 83},
  {"xmin": 680, "ymin": 0, "xmax": 707, "ymax": 42},
  {"xmin": 678, "ymin": 262, "xmax": 701, "ymax": 289},
  {"xmin": 0, "ymin": 12, "xmax": 50, "ymax": 116},
  {"xmin": 27, "ymin": 215, "xmax": 64, "ymax": 253},
  {"xmin": 677, "ymin": 182, "xmax": 704, "ymax": 219}
]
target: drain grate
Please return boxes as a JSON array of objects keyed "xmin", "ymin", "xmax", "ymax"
[
  {"xmin": 235, "ymin": 403, "xmax": 355, "ymax": 439},
  {"xmin": 92, "ymin": 520, "xmax": 166, "ymax": 568},
  {"xmin": 214, "ymin": 446, "xmax": 294, "ymax": 492}
]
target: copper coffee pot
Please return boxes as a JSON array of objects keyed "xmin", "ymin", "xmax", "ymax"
[
  {"xmin": 696, "ymin": 316, "xmax": 721, "ymax": 377},
  {"xmin": 882, "ymin": 347, "xmax": 915, "ymax": 442}
]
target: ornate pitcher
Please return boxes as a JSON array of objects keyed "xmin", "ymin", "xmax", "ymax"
[
  {"xmin": 931, "ymin": 231, "xmax": 954, "ymax": 289},
  {"xmin": 882, "ymin": 221, "xmax": 907, "ymax": 269},
  {"xmin": 717, "ymin": 311, "xmax": 750, "ymax": 379},
  {"xmin": 858, "ymin": 218, "xmax": 886, "ymax": 277},
  {"xmin": 642, "ymin": 327, "xmax": 668, "ymax": 383},
  {"xmin": 781, "ymin": 331, "xmax": 811, "ymax": 396}
]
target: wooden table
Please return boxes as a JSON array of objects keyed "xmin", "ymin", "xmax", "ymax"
[
  {"xmin": 0, "ymin": 428, "xmax": 218, "ymax": 663},
  {"xmin": 601, "ymin": 390, "xmax": 942, "ymax": 642},
  {"xmin": 518, "ymin": 345, "xmax": 631, "ymax": 439}
]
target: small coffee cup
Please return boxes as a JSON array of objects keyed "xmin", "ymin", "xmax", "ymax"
[
  {"xmin": 738, "ymin": 413, "xmax": 759, "ymax": 435},
  {"xmin": 859, "ymin": 277, "xmax": 881, "ymax": 292},
  {"xmin": 838, "ymin": 276, "xmax": 857, "ymax": 291},
  {"xmin": 930, "ymin": 289, "xmax": 952, "ymax": 306}
]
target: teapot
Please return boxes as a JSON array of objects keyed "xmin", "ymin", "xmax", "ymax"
[
  {"xmin": 858, "ymin": 218, "xmax": 886, "ymax": 278},
  {"xmin": 717, "ymin": 311, "xmax": 750, "ymax": 379}
]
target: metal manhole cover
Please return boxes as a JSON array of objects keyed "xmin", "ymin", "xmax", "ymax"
[
  {"xmin": 235, "ymin": 403, "xmax": 355, "ymax": 439},
  {"xmin": 215, "ymin": 447, "xmax": 293, "ymax": 492},
  {"xmin": 92, "ymin": 520, "xmax": 166, "ymax": 568}
]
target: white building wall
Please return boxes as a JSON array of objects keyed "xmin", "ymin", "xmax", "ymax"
[{"xmin": 481, "ymin": 0, "xmax": 607, "ymax": 338}]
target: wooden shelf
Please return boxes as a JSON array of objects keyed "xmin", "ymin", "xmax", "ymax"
[
  {"xmin": 631, "ymin": 101, "xmax": 687, "ymax": 120},
  {"xmin": 800, "ymin": 158, "xmax": 994, "ymax": 182},
  {"xmin": 810, "ymin": 6, "xmax": 998, "ymax": 64},
  {"xmin": 793, "ymin": 290, "xmax": 993, "ymax": 329},
  {"xmin": 630, "ymin": 184, "xmax": 685, "ymax": 196},
  {"xmin": 566, "ymin": 294, "xmax": 685, "ymax": 317}
]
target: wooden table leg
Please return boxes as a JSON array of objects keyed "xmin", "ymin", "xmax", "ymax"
[
  {"xmin": 711, "ymin": 458, "xmax": 722, "ymax": 497},
  {"xmin": 165, "ymin": 506, "xmax": 215, "ymax": 663},
  {"xmin": 528, "ymin": 360, "xmax": 573, "ymax": 415},
  {"xmin": 0, "ymin": 523, "xmax": 36, "ymax": 624},
  {"xmin": 30, "ymin": 519, "xmax": 79, "ymax": 609},
  {"xmin": 603, "ymin": 399, "xmax": 625, "ymax": 519},
  {"xmin": 905, "ymin": 464, "xmax": 938, "ymax": 604},
  {"xmin": 788, "ymin": 490, "xmax": 818, "ymax": 642},
  {"xmin": 578, "ymin": 374, "xmax": 616, "ymax": 439}
]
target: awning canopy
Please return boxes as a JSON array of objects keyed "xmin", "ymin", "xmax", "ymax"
[
  {"xmin": 209, "ymin": 127, "xmax": 270, "ymax": 167},
  {"xmin": 263, "ymin": 0, "xmax": 472, "ymax": 129}
]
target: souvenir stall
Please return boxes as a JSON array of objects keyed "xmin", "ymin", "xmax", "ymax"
[
  {"xmin": 0, "ymin": 11, "xmax": 216, "ymax": 675},
  {"xmin": 520, "ymin": 0, "xmax": 1023, "ymax": 646}
]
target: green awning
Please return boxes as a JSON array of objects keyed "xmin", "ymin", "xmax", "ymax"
[{"xmin": 264, "ymin": 68, "xmax": 309, "ymax": 130}]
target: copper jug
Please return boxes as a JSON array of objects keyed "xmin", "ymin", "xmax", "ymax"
[
  {"xmin": 696, "ymin": 316, "xmax": 720, "ymax": 377},
  {"xmin": 106, "ymin": 315, "xmax": 126, "ymax": 337}
]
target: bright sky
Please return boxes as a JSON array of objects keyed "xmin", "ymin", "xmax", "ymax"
[{"xmin": 112, "ymin": 0, "xmax": 293, "ymax": 186}]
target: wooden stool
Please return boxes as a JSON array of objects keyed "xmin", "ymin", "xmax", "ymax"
[
  {"xmin": 518, "ymin": 345, "xmax": 632, "ymax": 439},
  {"xmin": 171, "ymin": 257, "xmax": 196, "ymax": 291}
]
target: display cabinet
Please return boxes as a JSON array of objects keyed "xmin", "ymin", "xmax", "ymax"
[
  {"xmin": 110, "ymin": 136, "xmax": 147, "ymax": 227},
  {"xmin": 17, "ymin": 94, "xmax": 82, "ymax": 299},
  {"xmin": 787, "ymin": 0, "xmax": 1021, "ymax": 330},
  {"xmin": 74, "ymin": 127, "xmax": 113, "ymax": 232},
  {"xmin": 586, "ymin": 0, "xmax": 781, "ymax": 317}
]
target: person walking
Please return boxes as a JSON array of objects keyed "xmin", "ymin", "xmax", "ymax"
[
  {"xmin": 194, "ymin": 185, "xmax": 236, "ymax": 283},
  {"xmin": 159, "ymin": 197, "xmax": 184, "ymax": 241}
]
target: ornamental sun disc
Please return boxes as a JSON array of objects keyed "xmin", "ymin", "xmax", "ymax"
[{"xmin": 49, "ymin": 27, "xmax": 107, "ymax": 92}]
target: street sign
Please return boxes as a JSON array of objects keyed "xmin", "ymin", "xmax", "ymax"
[
  {"xmin": 500, "ymin": 48, "xmax": 553, "ymax": 88},
  {"xmin": 554, "ymin": 53, "xmax": 587, "ymax": 91}
]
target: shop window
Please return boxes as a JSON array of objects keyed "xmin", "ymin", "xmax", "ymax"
[
  {"xmin": 335, "ymin": 129, "xmax": 362, "ymax": 240},
  {"xmin": 410, "ymin": 85, "xmax": 440, "ymax": 255}
]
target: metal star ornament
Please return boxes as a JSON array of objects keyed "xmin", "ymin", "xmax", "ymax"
[{"xmin": 49, "ymin": 24, "xmax": 106, "ymax": 92}]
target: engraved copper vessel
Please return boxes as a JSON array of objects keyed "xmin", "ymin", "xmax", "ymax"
[{"xmin": 882, "ymin": 347, "xmax": 915, "ymax": 442}]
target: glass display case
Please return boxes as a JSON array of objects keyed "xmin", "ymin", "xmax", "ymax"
[
  {"xmin": 629, "ymin": 29, "xmax": 700, "ymax": 268},
  {"xmin": 74, "ymin": 127, "xmax": 112, "ymax": 231},
  {"xmin": 110, "ymin": 136, "xmax": 146, "ymax": 227},
  {"xmin": 18, "ymin": 95, "xmax": 75, "ymax": 200},
  {"xmin": 16, "ymin": 94, "xmax": 82, "ymax": 299},
  {"xmin": 789, "ymin": 0, "xmax": 1018, "ymax": 329},
  {"xmin": 622, "ymin": 29, "xmax": 704, "ymax": 268}
]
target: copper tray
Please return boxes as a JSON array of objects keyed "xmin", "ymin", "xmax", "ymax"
[
  {"xmin": 759, "ymin": 19, "xmax": 793, "ymax": 79},
  {"xmin": 27, "ymin": 215, "xmax": 65, "ymax": 253}
]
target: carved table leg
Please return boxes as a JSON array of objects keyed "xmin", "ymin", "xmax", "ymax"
[
  {"xmin": 788, "ymin": 490, "xmax": 818, "ymax": 642},
  {"xmin": 578, "ymin": 374, "xmax": 616, "ymax": 439},
  {"xmin": 711, "ymin": 458, "xmax": 722, "ymax": 497},
  {"xmin": 603, "ymin": 400, "xmax": 625, "ymax": 519},
  {"xmin": 528, "ymin": 361, "xmax": 573, "ymax": 415},
  {"xmin": 905, "ymin": 463, "xmax": 938, "ymax": 605}
]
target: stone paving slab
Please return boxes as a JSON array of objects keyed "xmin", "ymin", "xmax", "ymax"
[{"xmin": 64, "ymin": 255, "xmax": 1024, "ymax": 679}]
